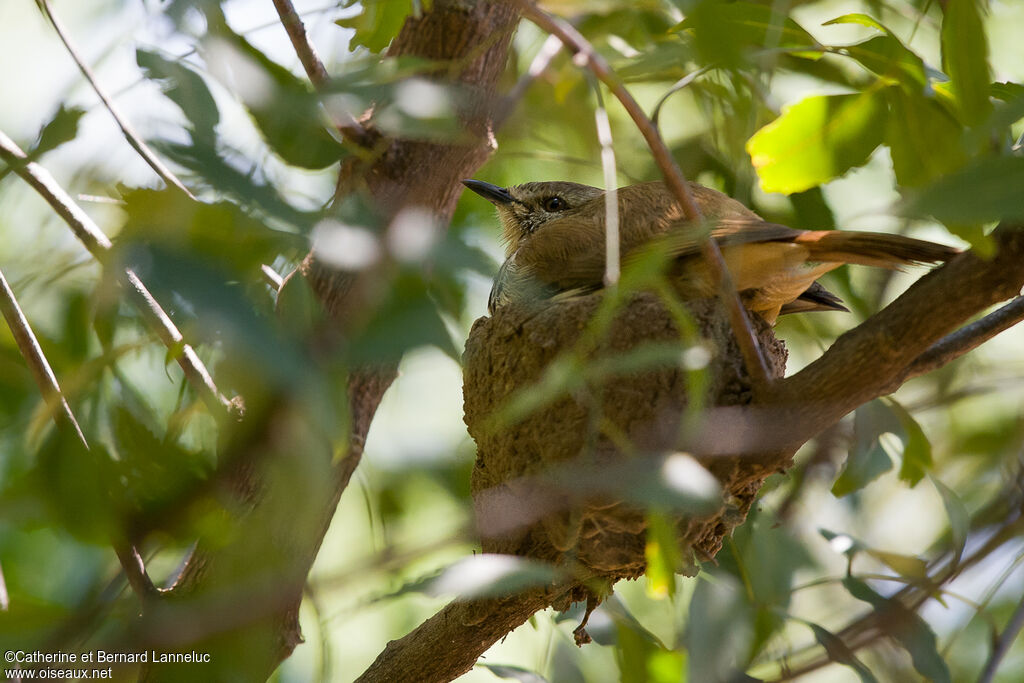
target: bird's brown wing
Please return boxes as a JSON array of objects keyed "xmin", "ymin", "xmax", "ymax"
[{"xmin": 515, "ymin": 216, "xmax": 801, "ymax": 291}]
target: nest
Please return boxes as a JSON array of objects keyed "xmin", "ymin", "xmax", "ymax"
[{"xmin": 463, "ymin": 292, "xmax": 790, "ymax": 614}]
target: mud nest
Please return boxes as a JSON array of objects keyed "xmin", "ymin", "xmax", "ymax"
[{"xmin": 463, "ymin": 292, "xmax": 790, "ymax": 602}]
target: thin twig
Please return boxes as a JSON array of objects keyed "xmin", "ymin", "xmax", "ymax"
[
  {"xmin": 0, "ymin": 267, "xmax": 89, "ymax": 447},
  {"xmin": 0, "ymin": 129, "xmax": 233, "ymax": 416},
  {"xmin": 977, "ymin": 590, "xmax": 1024, "ymax": 683},
  {"xmin": 270, "ymin": 0, "xmax": 372, "ymax": 146},
  {"xmin": 902, "ymin": 296, "xmax": 1024, "ymax": 382},
  {"xmin": 36, "ymin": 0, "xmax": 195, "ymax": 199},
  {"xmin": 592, "ymin": 83, "xmax": 620, "ymax": 287},
  {"xmin": 261, "ymin": 264, "xmax": 284, "ymax": 291},
  {"xmin": 516, "ymin": 1, "xmax": 772, "ymax": 392},
  {"xmin": 0, "ymin": 267, "xmax": 158, "ymax": 602},
  {"xmin": 0, "ymin": 562, "xmax": 8, "ymax": 612}
]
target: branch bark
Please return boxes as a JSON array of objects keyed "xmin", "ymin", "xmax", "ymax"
[{"xmin": 141, "ymin": 2, "xmax": 520, "ymax": 680}]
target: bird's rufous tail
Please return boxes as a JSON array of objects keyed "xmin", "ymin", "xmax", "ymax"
[{"xmin": 795, "ymin": 231, "xmax": 959, "ymax": 268}]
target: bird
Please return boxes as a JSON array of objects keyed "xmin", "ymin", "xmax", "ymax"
[{"xmin": 462, "ymin": 179, "xmax": 959, "ymax": 323}]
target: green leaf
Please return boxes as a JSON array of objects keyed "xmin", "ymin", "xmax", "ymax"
[
  {"xmin": 644, "ymin": 511, "xmax": 682, "ymax": 599},
  {"xmin": 747, "ymin": 91, "xmax": 887, "ymax": 194},
  {"xmin": 137, "ymin": 48, "xmax": 220, "ymax": 146},
  {"xmin": 864, "ymin": 549, "xmax": 929, "ymax": 579},
  {"xmin": 841, "ymin": 577, "xmax": 951, "ymax": 683},
  {"xmin": 805, "ymin": 620, "xmax": 880, "ymax": 683},
  {"xmin": 34, "ymin": 105, "xmax": 86, "ymax": 157},
  {"xmin": 349, "ymin": 270, "xmax": 461, "ymax": 363},
  {"xmin": 930, "ymin": 476, "xmax": 969, "ymax": 564},
  {"xmin": 843, "ymin": 36, "xmax": 928, "ymax": 92},
  {"xmin": 120, "ymin": 188, "xmax": 301, "ymax": 277},
  {"xmin": 823, "ymin": 13, "xmax": 888, "ymax": 33},
  {"xmin": 832, "ymin": 401, "xmax": 897, "ymax": 497},
  {"xmin": 825, "ymin": 15, "xmax": 927, "ymax": 92},
  {"xmin": 884, "ymin": 398, "xmax": 933, "ymax": 487},
  {"xmin": 886, "ymin": 88, "xmax": 967, "ymax": 188},
  {"xmin": 206, "ymin": 23, "xmax": 343, "ymax": 169},
  {"xmin": 675, "ymin": 2, "xmax": 822, "ymax": 67},
  {"xmin": 685, "ymin": 572, "xmax": 754, "ymax": 682},
  {"xmin": 902, "ymin": 155, "xmax": 1024, "ymax": 224},
  {"xmin": 337, "ymin": 0, "xmax": 414, "ymax": 53},
  {"xmin": 34, "ymin": 425, "xmax": 123, "ymax": 542},
  {"xmin": 941, "ymin": 0, "xmax": 991, "ymax": 125}
]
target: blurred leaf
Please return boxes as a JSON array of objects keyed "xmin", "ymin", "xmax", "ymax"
[
  {"xmin": 646, "ymin": 650, "xmax": 686, "ymax": 683},
  {"xmin": 645, "ymin": 510, "xmax": 681, "ymax": 599},
  {"xmin": 111, "ymin": 406, "xmax": 209, "ymax": 518},
  {"xmin": 546, "ymin": 453, "xmax": 722, "ymax": 515},
  {"xmin": 120, "ymin": 188, "xmax": 301, "ymax": 277},
  {"xmin": 981, "ymin": 82, "xmax": 1024, "ymax": 146},
  {"xmin": 337, "ymin": 0, "xmax": 414, "ymax": 53},
  {"xmin": 805, "ymin": 620, "xmax": 880, "ymax": 683},
  {"xmin": 788, "ymin": 187, "xmax": 836, "ymax": 230},
  {"xmin": 864, "ymin": 549, "xmax": 928, "ymax": 579},
  {"xmin": 155, "ymin": 140, "xmax": 315, "ymax": 230},
  {"xmin": 34, "ymin": 426, "xmax": 123, "ymax": 542},
  {"xmin": 685, "ymin": 572, "xmax": 754, "ymax": 681},
  {"xmin": 832, "ymin": 401, "xmax": 897, "ymax": 497},
  {"xmin": 61, "ymin": 291, "xmax": 91, "ymax": 363},
  {"xmin": 723, "ymin": 510, "xmax": 813, "ymax": 655},
  {"xmin": 826, "ymin": 15, "xmax": 927, "ymax": 92},
  {"xmin": 941, "ymin": 0, "xmax": 991, "ymax": 125},
  {"xmin": 137, "ymin": 48, "xmax": 219, "ymax": 146},
  {"xmin": 841, "ymin": 577, "xmax": 951, "ymax": 683},
  {"xmin": 479, "ymin": 664, "xmax": 548, "ymax": 683},
  {"xmin": 205, "ymin": 23, "xmax": 343, "ymax": 169},
  {"xmin": 886, "ymin": 88, "xmax": 967, "ymax": 188},
  {"xmin": 884, "ymin": 398, "xmax": 932, "ymax": 487},
  {"xmin": 902, "ymin": 155, "xmax": 1024, "ymax": 224},
  {"xmin": 676, "ymin": 2, "xmax": 822, "ymax": 68},
  {"xmin": 0, "ymin": 105, "xmax": 84, "ymax": 184},
  {"xmin": 349, "ymin": 271, "xmax": 460, "ymax": 363},
  {"xmin": 408, "ymin": 554, "xmax": 560, "ymax": 599},
  {"xmin": 33, "ymin": 105, "xmax": 86, "ymax": 158},
  {"xmin": 747, "ymin": 91, "xmax": 887, "ymax": 194},
  {"xmin": 930, "ymin": 476, "xmax": 969, "ymax": 564},
  {"xmin": 819, "ymin": 528, "xmax": 866, "ymax": 557}
]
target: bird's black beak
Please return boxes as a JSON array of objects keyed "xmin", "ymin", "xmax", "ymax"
[{"xmin": 462, "ymin": 179, "xmax": 515, "ymax": 205}]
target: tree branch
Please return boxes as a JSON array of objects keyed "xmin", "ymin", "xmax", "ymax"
[
  {"xmin": 0, "ymin": 129, "xmax": 233, "ymax": 416},
  {"xmin": 0, "ymin": 266, "xmax": 157, "ymax": 603},
  {"xmin": 355, "ymin": 586, "xmax": 571, "ymax": 683},
  {"xmin": 514, "ymin": 1, "xmax": 772, "ymax": 393},
  {"xmin": 769, "ymin": 229, "xmax": 1024, "ymax": 452},
  {"xmin": 902, "ymin": 295, "xmax": 1024, "ymax": 382},
  {"xmin": 269, "ymin": 0, "xmax": 373, "ymax": 146},
  {"xmin": 36, "ymin": 0, "xmax": 195, "ymax": 198},
  {"xmin": 978, "ymin": 589, "xmax": 1024, "ymax": 683}
]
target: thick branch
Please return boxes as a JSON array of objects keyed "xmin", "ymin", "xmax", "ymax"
[
  {"xmin": 902, "ymin": 295, "xmax": 1024, "ymax": 381},
  {"xmin": 771, "ymin": 228, "xmax": 1024, "ymax": 451},
  {"xmin": 355, "ymin": 587, "xmax": 567, "ymax": 683},
  {"xmin": 146, "ymin": 3, "xmax": 520, "ymax": 680}
]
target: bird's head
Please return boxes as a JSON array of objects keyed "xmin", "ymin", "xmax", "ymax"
[{"xmin": 462, "ymin": 179, "xmax": 604, "ymax": 253}]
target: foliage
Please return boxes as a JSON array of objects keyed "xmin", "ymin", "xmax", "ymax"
[{"xmin": 0, "ymin": 0, "xmax": 1023, "ymax": 682}]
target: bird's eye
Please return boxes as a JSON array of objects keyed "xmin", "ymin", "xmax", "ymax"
[{"xmin": 542, "ymin": 196, "xmax": 567, "ymax": 212}]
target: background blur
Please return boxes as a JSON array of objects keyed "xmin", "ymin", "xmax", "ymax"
[{"xmin": 1, "ymin": 0, "xmax": 1024, "ymax": 681}]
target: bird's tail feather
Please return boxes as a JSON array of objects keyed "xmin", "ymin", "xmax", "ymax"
[{"xmin": 795, "ymin": 231, "xmax": 959, "ymax": 268}]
